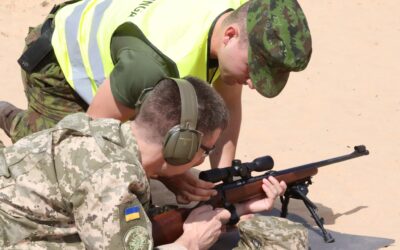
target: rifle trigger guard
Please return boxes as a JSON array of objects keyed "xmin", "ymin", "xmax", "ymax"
[
  {"xmin": 224, "ymin": 202, "xmax": 239, "ymax": 225},
  {"xmin": 220, "ymin": 190, "xmax": 239, "ymax": 225}
]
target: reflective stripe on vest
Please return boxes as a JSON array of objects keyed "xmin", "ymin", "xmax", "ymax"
[{"xmin": 52, "ymin": 0, "xmax": 246, "ymax": 103}]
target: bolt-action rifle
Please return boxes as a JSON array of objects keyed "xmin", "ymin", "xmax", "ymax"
[{"xmin": 151, "ymin": 145, "xmax": 369, "ymax": 246}]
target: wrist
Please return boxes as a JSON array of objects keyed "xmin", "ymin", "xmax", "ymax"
[
  {"xmin": 175, "ymin": 234, "xmax": 199, "ymax": 250},
  {"xmin": 234, "ymin": 202, "xmax": 249, "ymax": 217}
]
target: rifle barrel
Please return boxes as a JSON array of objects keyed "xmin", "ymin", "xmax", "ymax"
[
  {"xmin": 218, "ymin": 145, "xmax": 369, "ymax": 205},
  {"xmin": 271, "ymin": 145, "xmax": 369, "ymax": 177}
]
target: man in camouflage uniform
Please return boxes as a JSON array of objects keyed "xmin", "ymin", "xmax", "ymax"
[{"xmin": 0, "ymin": 77, "xmax": 287, "ymax": 249}]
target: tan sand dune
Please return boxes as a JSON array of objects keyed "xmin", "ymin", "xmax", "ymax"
[{"xmin": 1, "ymin": 0, "xmax": 398, "ymax": 249}]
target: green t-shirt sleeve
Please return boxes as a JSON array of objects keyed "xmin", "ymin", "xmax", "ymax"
[
  {"xmin": 110, "ymin": 47, "xmax": 166, "ymax": 108},
  {"xmin": 109, "ymin": 24, "xmax": 177, "ymax": 108}
]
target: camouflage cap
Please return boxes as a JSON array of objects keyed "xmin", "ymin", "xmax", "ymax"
[
  {"xmin": 247, "ymin": 0, "xmax": 312, "ymax": 98},
  {"xmin": 233, "ymin": 215, "xmax": 308, "ymax": 250}
]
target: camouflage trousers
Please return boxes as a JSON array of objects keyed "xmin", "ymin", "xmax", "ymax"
[{"xmin": 9, "ymin": 25, "xmax": 88, "ymax": 143}]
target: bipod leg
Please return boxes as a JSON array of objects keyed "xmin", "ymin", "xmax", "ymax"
[
  {"xmin": 291, "ymin": 185, "xmax": 335, "ymax": 243},
  {"xmin": 280, "ymin": 193, "xmax": 290, "ymax": 218}
]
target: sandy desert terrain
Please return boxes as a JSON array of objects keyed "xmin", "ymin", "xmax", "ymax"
[{"xmin": 0, "ymin": 0, "xmax": 399, "ymax": 249}]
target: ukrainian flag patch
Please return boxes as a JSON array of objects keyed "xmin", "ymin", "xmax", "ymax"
[{"xmin": 125, "ymin": 205, "xmax": 141, "ymax": 222}]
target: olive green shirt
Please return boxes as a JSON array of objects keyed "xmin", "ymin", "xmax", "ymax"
[{"xmin": 109, "ymin": 23, "xmax": 179, "ymax": 109}]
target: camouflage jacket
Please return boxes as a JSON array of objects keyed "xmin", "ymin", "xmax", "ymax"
[{"xmin": 0, "ymin": 113, "xmax": 181, "ymax": 249}]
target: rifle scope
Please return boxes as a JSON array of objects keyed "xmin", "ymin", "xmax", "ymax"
[{"xmin": 199, "ymin": 156, "xmax": 274, "ymax": 183}]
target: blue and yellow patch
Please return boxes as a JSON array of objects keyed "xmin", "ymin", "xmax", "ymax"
[{"xmin": 125, "ymin": 205, "xmax": 141, "ymax": 222}]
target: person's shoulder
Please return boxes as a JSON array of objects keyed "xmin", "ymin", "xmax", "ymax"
[
  {"xmin": 55, "ymin": 112, "xmax": 91, "ymax": 130},
  {"xmin": 112, "ymin": 23, "xmax": 157, "ymax": 55}
]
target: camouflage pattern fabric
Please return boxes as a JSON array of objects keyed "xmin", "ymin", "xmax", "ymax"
[
  {"xmin": 247, "ymin": 0, "xmax": 312, "ymax": 98},
  {"xmin": 9, "ymin": 25, "xmax": 88, "ymax": 143},
  {"xmin": 1, "ymin": 241, "xmax": 86, "ymax": 250},
  {"xmin": 0, "ymin": 113, "xmax": 155, "ymax": 249},
  {"xmin": 234, "ymin": 215, "xmax": 308, "ymax": 250}
]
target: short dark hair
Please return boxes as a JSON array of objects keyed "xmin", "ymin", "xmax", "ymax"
[
  {"xmin": 222, "ymin": 2, "xmax": 250, "ymax": 44},
  {"xmin": 135, "ymin": 77, "xmax": 229, "ymax": 144}
]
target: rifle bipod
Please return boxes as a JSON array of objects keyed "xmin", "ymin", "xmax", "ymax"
[{"xmin": 280, "ymin": 178, "xmax": 335, "ymax": 243}]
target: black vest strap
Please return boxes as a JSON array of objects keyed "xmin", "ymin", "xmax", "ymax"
[{"xmin": 17, "ymin": 0, "xmax": 79, "ymax": 73}]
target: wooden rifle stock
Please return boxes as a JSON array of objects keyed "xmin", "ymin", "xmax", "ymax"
[
  {"xmin": 206, "ymin": 168, "xmax": 319, "ymax": 208},
  {"xmin": 151, "ymin": 145, "xmax": 369, "ymax": 246},
  {"xmin": 151, "ymin": 208, "xmax": 191, "ymax": 246}
]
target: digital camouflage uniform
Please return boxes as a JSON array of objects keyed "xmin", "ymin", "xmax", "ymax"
[
  {"xmin": 0, "ymin": 113, "xmax": 183, "ymax": 249},
  {"xmin": 234, "ymin": 215, "xmax": 308, "ymax": 250}
]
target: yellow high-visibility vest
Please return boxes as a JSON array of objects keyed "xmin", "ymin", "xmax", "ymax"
[{"xmin": 52, "ymin": 0, "xmax": 245, "ymax": 103}]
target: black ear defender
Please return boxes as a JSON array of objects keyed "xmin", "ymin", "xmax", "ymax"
[{"xmin": 162, "ymin": 78, "xmax": 203, "ymax": 165}]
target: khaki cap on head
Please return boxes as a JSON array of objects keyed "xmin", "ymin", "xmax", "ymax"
[{"xmin": 247, "ymin": 0, "xmax": 312, "ymax": 98}]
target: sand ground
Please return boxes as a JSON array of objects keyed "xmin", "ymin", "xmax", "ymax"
[{"xmin": 0, "ymin": 0, "xmax": 399, "ymax": 249}]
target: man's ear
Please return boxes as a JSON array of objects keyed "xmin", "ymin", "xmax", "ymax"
[{"xmin": 222, "ymin": 25, "xmax": 239, "ymax": 45}]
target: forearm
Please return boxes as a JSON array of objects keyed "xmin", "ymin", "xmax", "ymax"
[
  {"xmin": 235, "ymin": 201, "xmax": 251, "ymax": 217},
  {"xmin": 174, "ymin": 235, "xmax": 198, "ymax": 250},
  {"xmin": 156, "ymin": 243, "xmax": 188, "ymax": 250},
  {"xmin": 87, "ymin": 78, "xmax": 135, "ymax": 121},
  {"xmin": 210, "ymin": 79, "xmax": 243, "ymax": 168},
  {"xmin": 209, "ymin": 111, "xmax": 241, "ymax": 168}
]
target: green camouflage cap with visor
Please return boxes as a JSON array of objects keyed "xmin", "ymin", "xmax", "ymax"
[{"xmin": 247, "ymin": 0, "xmax": 312, "ymax": 98}]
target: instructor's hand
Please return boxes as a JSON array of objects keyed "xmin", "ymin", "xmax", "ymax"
[{"xmin": 158, "ymin": 171, "xmax": 217, "ymax": 204}]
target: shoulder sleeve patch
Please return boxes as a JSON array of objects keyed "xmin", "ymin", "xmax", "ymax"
[
  {"xmin": 118, "ymin": 200, "xmax": 153, "ymax": 250},
  {"xmin": 125, "ymin": 205, "xmax": 141, "ymax": 222},
  {"xmin": 124, "ymin": 226, "xmax": 152, "ymax": 250}
]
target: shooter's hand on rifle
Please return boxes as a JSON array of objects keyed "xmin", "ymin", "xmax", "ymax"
[
  {"xmin": 175, "ymin": 205, "xmax": 230, "ymax": 250},
  {"xmin": 172, "ymin": 177, "xmax": 285, "ymax": 249},
  {"xmin": 157, "ymin": 171, "xmax": 217, "ymax": 204},
  {"xmin": 236, "ymin": 176, "xmax": 287, "ymax": 218}
]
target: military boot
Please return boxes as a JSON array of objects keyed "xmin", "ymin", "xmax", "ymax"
[{"xmin": 0, "ymin": 101, "xmax": 22, "ymax": 137}]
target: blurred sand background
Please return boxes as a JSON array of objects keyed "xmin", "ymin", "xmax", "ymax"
[{"xmin": 0, "ymin": 0, "xmax": 399, "ymax": 249}]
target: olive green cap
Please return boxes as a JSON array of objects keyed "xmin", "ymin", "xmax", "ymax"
[{"xmin": 247, "ymin": 0, "xmax": 312, "ymax": 97}]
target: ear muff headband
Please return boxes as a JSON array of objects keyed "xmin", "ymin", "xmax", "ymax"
[
  {"xmin": 174, "ymin": 78, "xmax": 198, "ymax": 130},
  {"xmin": 163, "ymin": 78, "xmax": 203, "ymax": 165}
]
